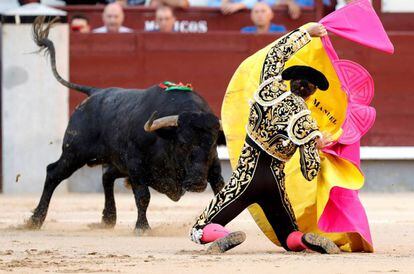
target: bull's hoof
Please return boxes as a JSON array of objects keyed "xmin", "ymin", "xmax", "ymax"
[
  {"xmin": 134, "ymin": 227, "xmax": 151, "ymax": 236},
  {"xmin": 88, "ymin": 222, "xmax": 115, "ymax": 229},
  {"xmin": 24, "ymin": 217, "xmax": 43, "ymax": 230},
  {"xmin": 206, "ymin": 231, "xmax": 246, "ymax": 254}
]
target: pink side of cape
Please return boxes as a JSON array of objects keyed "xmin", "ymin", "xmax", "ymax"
[
  {"xmin": 320, "ymin": 141, "xmax": 373, "ymax": 246},
  {"xmin": 320, "ymin": 142, "xmax": 373, "ymax": 246},
  {"xmin": 318, "ymin": 38, "xmax": 374, "ymax": 245},
  {"xmin": 313, "ymin": 0, "xmax": 398, "ymax": 246},
  {"xmin": 318, "ymin": 186, "xmax": 373, "ymax": 246},
  {"xmin": 319, "ymin": 0, "xmax": 394, "ymax": 54}
]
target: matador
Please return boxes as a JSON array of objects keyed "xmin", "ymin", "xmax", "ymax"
[{"xmin": 190, "ymin": 23, "xmax": 341, "ymax": 254}]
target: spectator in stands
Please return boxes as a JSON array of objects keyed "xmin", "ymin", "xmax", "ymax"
[
  {"xmin": 150, "ymin": 0, "xmax": 189, "ymax": 9},
  {"xmin": 65, "ymin": 0, "xmax": 144, "ymax": 5},
  {"xmin": 241, "ymin": 2, "xmax": 286, "ymax": 33},
  {"xmin": 113, "ymin": 0, "xmax": 188, "ymax": 7},
  {"xmin": 208, "ymin": 0, "xmax": 253, "ymax": 15},
  {"xmin": 274, "ymin": 0, "xmax": 301, "ymax": 20},
  {"xmin": 275, "ymin": 0, "xmax": 332, "ymax": 20},
  {"xmin": 93, "ymin": 2, "xmax": 133, "ymax": 33},
  {"xmin": 336, "ymin": 0, "xmax": 353, "ymax": 9},
  {"xmin": 63, "ymin": 0, "xmax": 109, "ymax": 4},
  {"xmin": 155, "ymin": 6, "xmax": 177, "ymax": 32},
  {"xmin": 70, "ymin": 15, "xmax": 91, "ymax": 33},
  {"xmin": 186, "ymin": 0, "xmax": 208, "ymax": 7},
  {"xmin": 294, "ymin": 0, "xmax": 331, "ymax": 5},
  {"xmin": 110, "ymin": 0, "xmax": 146, "ymax": 6}
]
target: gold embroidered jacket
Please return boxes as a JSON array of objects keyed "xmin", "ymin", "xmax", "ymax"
[{"xmin": 246, "ymin": 28, "xmax": 322, "ymax": 181}]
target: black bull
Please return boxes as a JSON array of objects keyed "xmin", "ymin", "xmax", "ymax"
[{"xmin": 26, "ymin": 17, "xmax": 225, "ymax": 233}]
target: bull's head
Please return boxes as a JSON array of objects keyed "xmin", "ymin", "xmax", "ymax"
[{"xmin": 145, "ymin": 111, "xmax": 222, "ymax": 193}]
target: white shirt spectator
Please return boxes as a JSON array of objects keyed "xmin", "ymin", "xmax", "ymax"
[
  {"xmin": 92, "ymin": 26, "xmax": 133, "ymax": 33},
  {"xmin": 336, "ymin": 0, "xmax": 371, "ymax": 10},
  {"xmin": 94, "ymin": 2, "xmax": 133, "ymax": 33},
  {"xmin": 188, "ymin": 0, "xmax": 208, "ymax": 6}
]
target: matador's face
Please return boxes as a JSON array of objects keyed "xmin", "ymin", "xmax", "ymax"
[{"xmin": 290, "ymin": 79, "xmax": 317, "ymax": 99}]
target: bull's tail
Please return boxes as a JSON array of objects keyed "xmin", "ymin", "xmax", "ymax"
[{"xmin": 33, "ymin": 16, "xmax": 95, "ymax": 96}]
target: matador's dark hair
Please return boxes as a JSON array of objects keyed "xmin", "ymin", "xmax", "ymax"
[{"xmin": 282, "ymin": 66, "xmax": 329, "ymax": 91}]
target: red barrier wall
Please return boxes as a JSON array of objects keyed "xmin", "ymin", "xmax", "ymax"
[
  {"xmin": 69, "ymin": 32, "xmax": 414, "ymax": 146},
  {"xmin": 69, "ymin": 32, "xmax": 271, "ymax": 117}
]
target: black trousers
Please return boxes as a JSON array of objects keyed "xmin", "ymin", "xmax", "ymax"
[{"xmin": 193, "ymin": 137, "xmax": 299, "ymax": 250}]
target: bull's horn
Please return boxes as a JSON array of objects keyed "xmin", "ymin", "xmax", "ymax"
[{"xmin": 144, "ymin": 112, "xmax": 179, "ymax": 132}]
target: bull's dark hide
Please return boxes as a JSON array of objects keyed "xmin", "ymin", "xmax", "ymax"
[{"xmin": 26, "ymin": 16, "xmax": 224, "ymax": 233}]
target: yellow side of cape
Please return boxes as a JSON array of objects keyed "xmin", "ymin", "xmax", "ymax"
[{"xmin": 221, "ymin": 35, "xmax": 373, "ymax": 252}]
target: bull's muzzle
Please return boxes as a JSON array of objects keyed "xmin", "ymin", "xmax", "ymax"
[{"xmin": 183, "ymin": 177, "xmax": 208, "ymax": 193}]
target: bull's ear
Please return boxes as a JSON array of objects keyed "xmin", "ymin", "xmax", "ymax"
[
  {"xmin": 178, "ymin": 112, "xmax": 221, "ymax": 131},
  {"xmin": 176, "ymin": 111, "xmax": 198, "ymax": 128}
]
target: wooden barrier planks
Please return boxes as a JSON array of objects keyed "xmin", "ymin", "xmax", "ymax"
[{"xmin": 69, "ymin": 32, "xmax": 414, "ymax": 146}]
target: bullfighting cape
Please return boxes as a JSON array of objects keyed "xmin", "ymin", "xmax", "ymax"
[{"xmin": 221, "ymin": 0, "xmax": 393, "ymax": 252}]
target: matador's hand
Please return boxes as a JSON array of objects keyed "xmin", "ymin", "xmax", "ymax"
[
  {"xmin": 306, "ymin": 23, "xmax": 328, "ymax": 38},
  {"xmin": 316, "ymin": 131, "xmax": 333, "ymax": 149}
]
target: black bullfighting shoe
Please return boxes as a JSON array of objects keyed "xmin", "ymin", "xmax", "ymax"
[
  {"xmin": 302, "ymin": 233, "xmax": 341, "ymax": 254},
  {"xmin": 207, "ymin": 231, "xmax": 246, "ymax": 254}
]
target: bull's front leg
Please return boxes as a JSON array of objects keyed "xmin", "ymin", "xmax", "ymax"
[
  {"xmin": 208, "ymin": 152, "xmax": 225, "ymax": 194},
  {"xmin": 131, "ymin": 183, "xmax": 151, "ymax": 235},
  {"xmin": 127, "ymin": 156, "xmax": 151, "ymax": 235}
]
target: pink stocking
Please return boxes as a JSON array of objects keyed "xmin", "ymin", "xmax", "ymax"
[
  {"xmin": 286, "ymin": 231, "xmax": 308, "ymax": 251},
  {"xmin": 201, "ymin": 223, "xmax": 230, "ymax": 243}
]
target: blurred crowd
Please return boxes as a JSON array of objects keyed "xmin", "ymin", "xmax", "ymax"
[
  {"xmin": 17, "ymin": 0, "xmax": 351, "ymax": 10},
  {"xmin": 66, "ymin": 0, "xmax": 353, "ymax": 34},
  {"xmin": 6, "ymin": 0, "xmax": 355, "ymax": 34}
]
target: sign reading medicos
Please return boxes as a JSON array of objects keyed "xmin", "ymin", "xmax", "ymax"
[{"xmin": 144, "ymin": 20, "xmax": 208, "ymax": 33}]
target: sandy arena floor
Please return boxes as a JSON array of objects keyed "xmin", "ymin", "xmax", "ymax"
[{"xmin": 0, "ymin": 192, "xmax": 413, "ymax": 273}]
